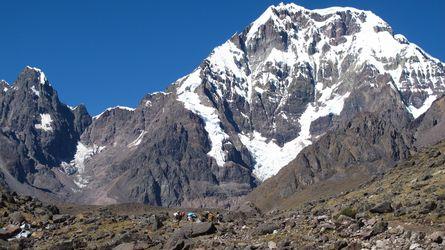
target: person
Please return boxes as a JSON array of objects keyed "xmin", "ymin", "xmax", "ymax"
[{"xmin": 187, "ymin": 212, "xmax": 197, "ymax": 222}]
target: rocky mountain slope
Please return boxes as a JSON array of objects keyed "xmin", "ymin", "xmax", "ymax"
[
  {"xmin": 0, "ymin": 139, "xmax": 443, "ymax": 249},
  {"xmin": 1, "ymin": 3, "xmax": 445, "ymax": 207},
  {"xmin": 248, "ymin": 96, "xmax": 445, "ymax": 211}
]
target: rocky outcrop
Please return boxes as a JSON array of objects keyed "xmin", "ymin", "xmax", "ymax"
[{"xmin": 0, "ymin": 67, "xmax": 91, "ymax": 199}]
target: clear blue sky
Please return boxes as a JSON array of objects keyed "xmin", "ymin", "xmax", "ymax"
[{"xmin": 1, "ymin": 0, "xmax": 444, "ymax": 115}]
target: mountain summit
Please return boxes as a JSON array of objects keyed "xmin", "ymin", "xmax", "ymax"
[
  {"xmin": 0, "ymin": 3, "xmax": 444, "ymax": 207},
  {"xmin": 174, "ymin": 3, "xmax": 444, "ymax": 179}
]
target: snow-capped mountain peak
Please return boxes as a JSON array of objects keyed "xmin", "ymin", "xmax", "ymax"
[
  {"xmin": 174, "ymin": 3, "xmax": 445, "ymax": 180},
  {"xmin": 25, "ymin": 66, "xmax": 48, "ymax": 85}
]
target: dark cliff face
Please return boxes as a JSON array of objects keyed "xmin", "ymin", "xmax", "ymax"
[
  {"xmin": 0, "ymin": 67, "xmax": 91, "ymax": 195},
  {"xmin": 1, "ymin": 3, "xmax": 445, "ymax": 207},
  {"xmin": 0, "ymin": 67, "xmax": 91, "ymax": 165}
]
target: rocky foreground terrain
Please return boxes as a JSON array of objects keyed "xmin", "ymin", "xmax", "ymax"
[{"xmin": 1, "ymin": 140, "xmax": 444, "ymax": 249}]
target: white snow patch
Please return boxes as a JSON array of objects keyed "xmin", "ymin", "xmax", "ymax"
[
  {"xmin": 128, "ymin": 131, "xmax": 147, "ymax": 148},
  {"xmin": 150, "ymin": 91, "xmax": 170, "ymax": 96},
  {"xmin": 34, "ymin": 114, "xmax": 53, "ymax": 132},
  {"xmin": 3, "ymin": 87, "xmax": 7, "ymax": 92},
  {"xmin": 67, "ymin": 105, "xmax": 78, "ymax": 111},
  {"xmin": 407, "ymin": 95, "xmax": 438, "ymax": 119},
  {"xmin": 394, "ymin": 34, "xmax": 409, "ymax": 44},
  {"xmin": 201, "ymin": 39, "xmax": 256, "ymax": 102},
  {"xmin": 93, "ymin": 106, "xmax": 135, "ymax": 119},
  {"xmin": 280, "ymin": 112, "xmax": 288, "ymax": 120},
  {"xmin": 177, "ymin": 70, "xmax": 229, "ymax": 166},
  {"xmin": 72, "ymin": 142, "xmax": 104, "ymax": 174},
  {"xmin": 254, "ymin": 87, "xmax": 265, "ymax": 94},
  {"xmin": 240, "ymin": 89, "xmax": 350, "ymax": 181},
  {"xmin": 30, "ymin": 85, "xmax": 40, "ymax": 97},
  {"xmin": 266, "ymin": 47, "xmax": 297, "ymax": 65},
  {"xmin": 240, "ymin": 112, "xmax": 249, "ymax": 119},
  {"xmin": 69, "ymin": 142, "xmax": 105, "ymax": 188},
  {"xmin": 208, "ymin": 40, "xmax": 247, "ymax": 97}
]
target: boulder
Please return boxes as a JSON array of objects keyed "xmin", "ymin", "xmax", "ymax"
[
  {"xmin": 166, "ymin": 223, "xmax": 216, "ymax": 249},
  {"xmin": 268, "ymin": 241, "xmax": 277, "ymax": 249},
  {"xmin": 149, "ymin": 214, "xmax": 163, "ymax": 231},
  {"xmin": 52, "ymin": 214, "xmax": 71, "ymax": 223},
  {"xmin": 113, "ymin": 242, "xmax": 135, "ymax": 250},
  {"xmin": 166, "ymin": 222, "xmax": 217, "ymax": 249},
  {"xmin": 427, "ymin": 231, "xmax": 444, "ymax": 244},
  {"xmin": 9, "ymin": 212, "xmax": 25, "ymax": 224},
  {"xmin": 253, "ymin": 223, "xmax": 280, "ymax": 236},
  {"xmin": 221, "ymin": 211, "xmax": 245, "ymax": 222},
  {"xmin": 333, "ymin": 240, "xmax": 348, "ymax": 250},
  {"xmin": 235, "ymin": 201, "xmax": 261, "ymax": 217},
  {"xmin": 0, "ymin": 225, "xmax": 21, "ymax": 240},
  {"xmin": 371, "ymin": 221, "xmax": 388, "ymax": 236},
  {"xmin": 178, "ymin": 222, "xmax": 217, "ymax": 238},
  {"xmin": 369, "ymin": 202, "xmax": 393, "ymax": 214}
]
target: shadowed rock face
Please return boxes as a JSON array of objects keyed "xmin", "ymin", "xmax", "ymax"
[
  {"xmin": 0, "ymin": 67, "xmax": 91, "ymax": 198},
  {"xmin": 74, "ymin": 94, "xmax": 255, "ymax": 207},
  {"xmin": 1, "ymin": 3, "xmax": 445, "ymax": 207}
]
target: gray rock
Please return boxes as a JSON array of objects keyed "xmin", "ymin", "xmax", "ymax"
[
  {"xmin": 166, "ymin": 223, "xmax": 216, "ymax": 249},
  {"xmin": 149, "ymin": 214, "xmax": 163, "ymax": 231},
  {"xmin": 268, "ymin": 241, "xmax": 277, "ymax": 249},
  {"xmin": 370, "ymin": 202, "xmax": 394, "ymax": 214},
  {"xmin": 234, "ymin": 201, "xmax": 261, "ymax": 217},
  {"xmin": 178, "ymin": 222, "xmax": 217, "ymax": 238},
  {"xmin": 0, "ymin": 225, "xmax": 21, "ymax": 240},
  {"xmin": 427, "ymin": 231, "xmax": 444, "ymax": 244},
  {"xmin": 333, "ymin": 240, "xmax": 348, "ymax": 250},
  {"xmin": 52, "ymin": 214, "xmax": 71, "ymax": 223},
  {"xmin": 371, "ymin": 221, "xmax": 388, "ymax": 236},
  {"xmin": 253, "ymin": 223, "xmax": 280, "ymax": 236},
  {"xmin": 113, "ymin": 242, "xmax": 135, "ymax": 250},
  {"xmin": 9, "ymin": 212, "xmax": 25, "ymax": 224}
]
